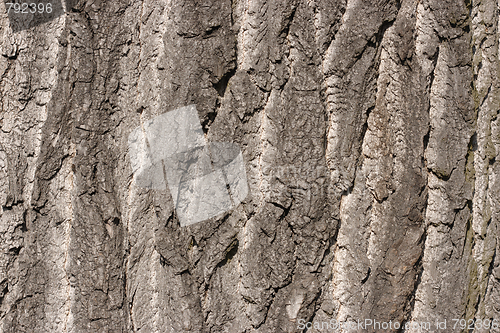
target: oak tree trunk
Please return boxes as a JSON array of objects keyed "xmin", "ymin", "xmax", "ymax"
[{"xmin": 0, "ymin": 0, "xmax": 499, "ymax": 332}]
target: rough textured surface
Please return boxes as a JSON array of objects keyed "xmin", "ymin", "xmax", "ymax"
[{"xmin": 0, "ymin": 0, "xmax": 499, "ymax": 332}]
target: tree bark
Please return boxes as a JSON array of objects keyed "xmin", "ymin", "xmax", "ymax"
[{"xmin": 0, "ymin": 0, "xmax": 499, "ymax": 332}]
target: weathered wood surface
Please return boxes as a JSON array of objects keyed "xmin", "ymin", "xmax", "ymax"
[{"xmin": 0, "ymin": 0, "xmax": 499, "ymax": 332}]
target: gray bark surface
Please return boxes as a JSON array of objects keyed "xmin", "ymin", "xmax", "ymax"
[{"xmin": 0, "ymin": 0, "xmax": 499, "ymax": 332}]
